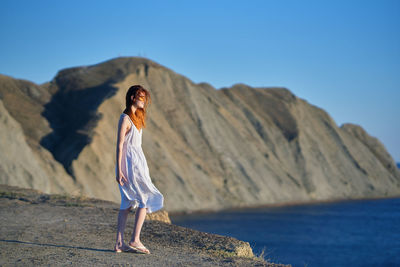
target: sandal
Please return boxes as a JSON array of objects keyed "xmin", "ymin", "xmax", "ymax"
[
  {"xmin": 128, "ymin": 244, "xmax": 150, "ymax": 254},
  {"xmin": 115, "ymin": 246, "xmax": 136, "ymax": 253}
]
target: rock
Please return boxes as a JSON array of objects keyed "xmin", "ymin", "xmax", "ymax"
[{"xmin": 146, "ymin": 210, "xmax": 171, "ymax": 224}]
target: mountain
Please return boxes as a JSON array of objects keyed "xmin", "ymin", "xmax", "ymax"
[{"xmin": 1, "ymin": 57, "xmax": 399, "ymax": 212}]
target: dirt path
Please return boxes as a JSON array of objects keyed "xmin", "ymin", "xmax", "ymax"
[{"xmin": 0, "ymin": 185, "xmax": 291, "ymax": 266}]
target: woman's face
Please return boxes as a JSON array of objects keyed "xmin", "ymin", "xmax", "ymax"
[{"xmin": 132, "ymin": 91, "xmax": 146, "ymax": 109}]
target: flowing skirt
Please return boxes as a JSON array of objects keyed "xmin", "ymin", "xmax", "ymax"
[{"xmin": 115, "ymin": 145, "xmax": 164, "ymax": 213}]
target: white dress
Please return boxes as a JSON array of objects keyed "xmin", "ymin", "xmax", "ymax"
[{"xmin": 115, "ymin": 113, "xmax": 164, "ymax": 213}]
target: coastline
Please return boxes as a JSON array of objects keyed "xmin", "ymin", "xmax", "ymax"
[
  {"xmin": 169, "ymin": 194, "xmax": 400, "ymax": 216},
  {"xmin": 170, "ymin": 193, "xmax": 400, "ymax": 267}
]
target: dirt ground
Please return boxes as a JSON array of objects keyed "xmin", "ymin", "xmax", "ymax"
[{"xmin": 0, "ymin": 185, "xmax": 291, "ymax": 266}]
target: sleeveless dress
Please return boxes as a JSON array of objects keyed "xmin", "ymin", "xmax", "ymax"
[{"xmin": 115, "ymin": 113, "xmax": 164, "ymax": 213}]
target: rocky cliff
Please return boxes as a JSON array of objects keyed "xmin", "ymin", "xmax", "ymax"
[{"xmin": 1, "ymin": 57, "xmax": 399, "ymax": 212}]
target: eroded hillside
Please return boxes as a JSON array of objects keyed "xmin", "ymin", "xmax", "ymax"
[{"xmin": 0, "ymin": 57, "xmax": 399, "ymax": 212}]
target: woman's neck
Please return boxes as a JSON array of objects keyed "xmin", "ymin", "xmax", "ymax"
[{"xmin": 130, "ymin": 105, "xmax": 137, "ymax": 115}]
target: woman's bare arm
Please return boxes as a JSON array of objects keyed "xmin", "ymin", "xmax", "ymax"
[{"xmin": 116, "ymin": 115, "xmax": 130, "ymax": 176}]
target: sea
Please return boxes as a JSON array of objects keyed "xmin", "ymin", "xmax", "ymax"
[{"xmin": 171, "ymin": 197, "xmax": 400, "ymax": 267}]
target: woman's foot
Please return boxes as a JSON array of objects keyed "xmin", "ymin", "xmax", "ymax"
[
  {"xmin": 114, "ymin": 243, "xmax": 135, "ymax": 253},
  {"xmin": 128, "ymin": 240, "xmax": 150, "ymax": 254}
]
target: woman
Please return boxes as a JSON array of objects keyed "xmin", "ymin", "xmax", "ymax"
[{"xmin": 114, "ymin": 85, "xmax": 164, "ymax": 254}]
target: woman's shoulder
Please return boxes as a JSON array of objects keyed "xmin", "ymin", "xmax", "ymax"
[
  {"xmin": 120, "ymin": 113, "xmax": 129, "ymax": 120},
  {"xmin": 118, "ymin": 113, "xmax": 129, "ymax": 124}
]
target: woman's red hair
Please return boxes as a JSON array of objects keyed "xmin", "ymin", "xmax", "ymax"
[{"xmin": 123, "ymin": 85, "xmax": 151, "ymax": 130}]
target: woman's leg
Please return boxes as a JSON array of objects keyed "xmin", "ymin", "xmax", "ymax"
[
  {"xmin": 129, "ymin": 207, "xmax": 148, "ymax": 248},
  {"xmin": 114, "ymin": 206, "xmax": 131, "ymax": 250},
  {"xmin": 131, "ymin": 207, "xmax": 147, "ymax": 242}
]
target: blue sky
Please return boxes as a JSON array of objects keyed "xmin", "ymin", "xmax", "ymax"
[{"xmin": 1, "ymin": 0, "xmax": 399, "ymax": 162}]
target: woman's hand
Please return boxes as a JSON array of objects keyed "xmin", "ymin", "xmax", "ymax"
[{"xmin": 116, "ymin": 172, "xmax": 129, "ymax": 186}]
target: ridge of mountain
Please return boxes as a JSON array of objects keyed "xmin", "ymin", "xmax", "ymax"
[{"xmin": 0, "ymin": 56, "xmax": 399, "ymax": 212}]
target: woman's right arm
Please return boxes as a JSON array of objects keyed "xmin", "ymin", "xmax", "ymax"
[{"xmin": 116, "ymin": 116, "xmax": 129, "ymax": 185}]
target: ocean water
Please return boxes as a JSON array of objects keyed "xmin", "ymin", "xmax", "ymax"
[{"xmin": 171, "ymin": 197, "xmax": 400, "ymax": 267}]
